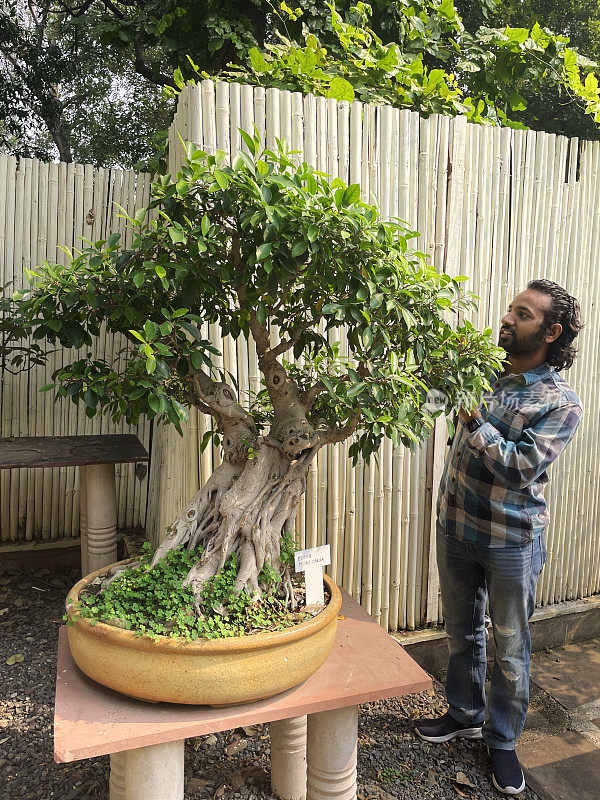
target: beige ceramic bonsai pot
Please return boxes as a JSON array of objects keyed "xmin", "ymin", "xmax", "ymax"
[{"xmin": 66, "ymin": 559, "xmax": 342, "ymax": 705}]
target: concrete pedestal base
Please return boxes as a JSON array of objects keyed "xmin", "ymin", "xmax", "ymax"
[
  {"xmin": 124, "ymin": 741, "xmax": 185, "ymax": 800},
  {"xmin": 270, "ymin": 716, "xmax": 307, "ymax": 800},
  {"xmin": 109, "ymin": 752, "xmax": 126, "ymax": 800},
  {"xmin": 81, "ymin": 463, "xmax": 117, "ymax": 574},
  {"xmin": 307, "ymin": 707, "xmax": 358, "ymax": 800}
]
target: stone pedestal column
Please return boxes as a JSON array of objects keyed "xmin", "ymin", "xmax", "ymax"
[
  {"xmin": 306, "ymin": 706, "xmax": 358, "ymax": 800},
  {"xmin": 270, "ymin": 716, "xmax": 307, "ymax": 800},
  {"xmin": 79, "ymin": 467, "xmax": 89, "ymax": 576},
  {"xmin": 109, "ymin": 752, "xmax": 126, "ymax": 800},
  {"xmin": 124, "ymin": 740, "xmax": 185, "ymax": 800},
  {"xmin": 83, "ymin": 463, "xmax": 118, "ymax": 573}
]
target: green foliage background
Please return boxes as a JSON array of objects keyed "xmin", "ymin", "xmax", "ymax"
[{"xmin": 2, "ymin": 0, "xmax": 600, "ymax": 168}]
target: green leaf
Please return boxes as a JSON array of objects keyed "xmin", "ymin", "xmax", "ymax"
[
  {"xmin": 133, "ymin": 272, "xmax": 144, "ymax": 288},
  {"xmin": 239, "ymin": 129, "xmax": 258, "ymax": 155},
  {"xmin": 144, "ymin": 320, "xmax": 158, "ymax": 340},
  {"xmin": 214, "ymin": 170, "xmax": 229, "ymax": 190},
  {"xmin": 256, "ymin": 243, "xmax": 272, "ymax": 261},
  {"xmin": 508, "ymin": 91, "xmax": 526, "ymax": 111},
  {"xmin": 347, "ymin": 381, "xmax": 366, "ymax": 399},
  {"xmin": 168, "ymin": 227, "xmax": 186, "ymax": 244},
  {"xmin": 249, "ymin": 47, "xmax": 272, "ymax": 74},
  {"xmin": 256, "ymin": 301, "xmax": 267, "ymax": 326},
  {"xmin": 291, "ymin": 240, "xmax": 307, "ymax": 257},
  {"xmin": 326, "ymin": 76, "xmax": 355, "ymax": 102},
  {"xmin": 340, "ymin": 184, "xmax": 361, "ymax": 206}
]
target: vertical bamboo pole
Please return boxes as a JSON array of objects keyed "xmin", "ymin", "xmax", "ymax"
[
  {"xmin": 20, "ymin": 159, "xmax": 34, "ymax": 539},
  {"xmin": 581, "ymin": 142, "xmax": 600, "ymax": 597},
  {"xmin": 13, "ymin": 160, "xmax": 27, "ymax": 540},
  {"xmin": 30, "ymin": 158, "xmax": 45, "ymax": 537},
  {"xmin": 361, "ymin": 459, "xmax": 375, "ymax": 614},
  {"xmin": 1, "ymin": 157, "xmax": 16, "ymax": 539},
  {"xmin": 542, "ymin": 135, "xmax": 569, "ymax": 604}
]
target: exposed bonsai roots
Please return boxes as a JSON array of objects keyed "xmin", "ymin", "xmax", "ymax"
[{"xmin": 139, "ymin": 438, "xmax": 317, "ymax": 613}]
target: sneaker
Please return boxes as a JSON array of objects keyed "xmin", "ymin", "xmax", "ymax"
[
  {"xmin": 489, "ymin": 747, "xmax": 525, "ymax": 795},
  {"xmin": 415, "ymin": 711, "xmax": 484, "ymax": 743}
]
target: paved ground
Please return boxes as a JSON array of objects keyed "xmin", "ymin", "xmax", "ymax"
[{"xmin": 516, "ymin": 638, "xmax": 600, "ymax": 800}]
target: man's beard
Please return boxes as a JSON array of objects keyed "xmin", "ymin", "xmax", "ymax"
[{"xmin": 498, "ymin": 325, "xmax": 547, "ymax": 356}]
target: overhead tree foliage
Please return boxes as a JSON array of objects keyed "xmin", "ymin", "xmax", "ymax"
[
  {"xmin": 223, "ymin": 1, "xmax": 600, "ymax": 134},
  {"xmin": 0, "ymin": 0, "xmax": 340, "ymax": 165},
  {"xmin": 3, "ymin": 0, "xmax": 600, "ymax": 166},
  {"xmin": 456, "ymin": 0, "xmax": 600, "ymax": 138},
  {"xmin": 0, "ymin": 1, "xmax": 173, "ymax": 165}
]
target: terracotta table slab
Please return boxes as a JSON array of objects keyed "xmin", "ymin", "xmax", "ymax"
[{"xmin": 54, "ymin": 590, "xmax": 432, "ymax": 763}]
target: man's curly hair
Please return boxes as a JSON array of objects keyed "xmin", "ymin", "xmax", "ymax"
[{"xmin": 527, "ymin": 279, "xmax": 583, "ymax": 372}]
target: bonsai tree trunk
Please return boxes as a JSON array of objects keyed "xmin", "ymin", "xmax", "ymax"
[{"xmin": 140, "ymin": 311, "xmax": 357, "ymax": 611}]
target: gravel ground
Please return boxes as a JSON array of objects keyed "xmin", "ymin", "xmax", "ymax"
[{"xmin": 0, "ymin": 562, "xmax": 540, "ymax": 800}]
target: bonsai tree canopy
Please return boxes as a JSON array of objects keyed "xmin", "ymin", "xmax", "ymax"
[{"xmin": 1, "ymin": 131, "xmax": 503, "ymax": 609}]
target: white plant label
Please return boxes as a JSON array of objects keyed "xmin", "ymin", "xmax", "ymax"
[{"xmin": 294, "ymin": 545, "xmax": 331, "ymax": 605}]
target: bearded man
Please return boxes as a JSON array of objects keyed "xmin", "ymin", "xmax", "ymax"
[{"xmin": 416, "ymin": 279, "xmax": 583, "ymax": 795}]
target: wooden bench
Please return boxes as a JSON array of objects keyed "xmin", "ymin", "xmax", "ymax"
[
  {"xmin": 0, "ymin": 435, "xmax": 149, "ymax": 574},
  {"xmin": 54, "ymin": 591, "xmax": 432, "ymax": 800}
]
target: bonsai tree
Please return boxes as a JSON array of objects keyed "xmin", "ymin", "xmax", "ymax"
[{"xmin": 1, "ymin": 131, "xmax": 503, "ymax": 616}]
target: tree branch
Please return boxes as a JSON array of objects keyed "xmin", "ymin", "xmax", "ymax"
[
  {"xmin": 264, "ymin": 318, "xmax": 314, "ymax": 362},
  {"xmin": 235, "ymin": 284, "xmax": 270, "ymax": 356},
  {"xmin": 299, "ymin": 381, "xmax": 326, "ymax": 409},
  {"xmin": 316, "ymin": 414, "xmax": 361, "ymax": 447},
  {"xmin": 191, "ymin": 371, "xmax": 256, "ymax": 430},
  {"xmin": 133, "ymin": 40, "xmax": 177, "ymax": 89}
]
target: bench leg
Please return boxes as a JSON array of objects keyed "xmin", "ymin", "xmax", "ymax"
[
  {"xmin": 270, "ymin": 716, "xmax": 307, "ymax": 800},
  {"xmin": 82, "ymin": 463, "xmax": 118, "ymax": 573},
  {"xmin": 109, "ymin": 752, "xmax": 126, "ymax": 800},
  {"xmin": 306, "ymin": 706, "xmax": 358, "ymax": 800},
  {"xmin": 79, "ymin": 468, "xmax": 89, "ymax": 577},
  {"xmin": 124, "ymin": 740, "xmax": 185, "ymax": 800}
]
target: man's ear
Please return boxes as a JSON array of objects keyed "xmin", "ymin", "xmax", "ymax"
[{"xmin": 545, "ymin": 322, "xmax": 562, "ymax": 344}]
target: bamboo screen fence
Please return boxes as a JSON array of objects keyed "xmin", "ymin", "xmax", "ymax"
[
  {"xmin": 0, "ymin": 156, "xmax": 151, "ymax": 547},
  {"xmin": 1, "ymin": 79, "xmax": 599, "ymax": 632}
]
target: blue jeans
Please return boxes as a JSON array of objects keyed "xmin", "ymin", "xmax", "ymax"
[{"xmin": 436, "ymin": 528, "xmax": 546, "ymax": 750}]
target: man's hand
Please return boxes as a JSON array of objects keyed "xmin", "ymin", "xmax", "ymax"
[{"xmin": 459, "ymin": 407, "xmax": 484, "ymax": 424}]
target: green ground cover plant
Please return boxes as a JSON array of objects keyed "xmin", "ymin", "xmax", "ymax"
[{"xmin": 67, "ymin": 536, "xmax": 308, "ymax": 641}]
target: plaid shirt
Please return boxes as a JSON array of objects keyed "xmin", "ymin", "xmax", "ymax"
[{"xmin": 437, "ymin": 363, "xmax": 583, "ymax": 547}]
